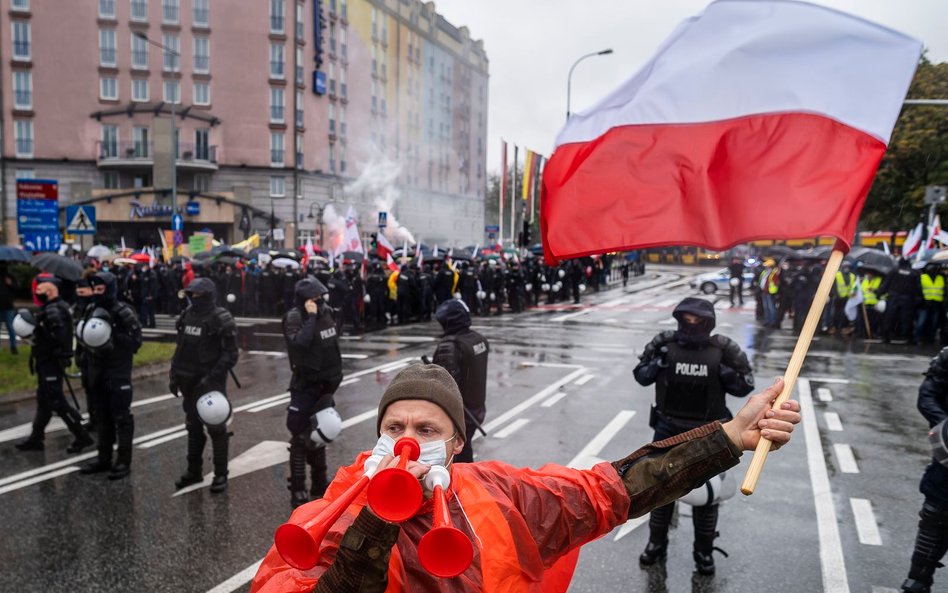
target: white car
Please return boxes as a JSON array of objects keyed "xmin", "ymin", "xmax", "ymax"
[{"xmin": 690, "ymin": 268, "xmax": 757, "ymax": 295}]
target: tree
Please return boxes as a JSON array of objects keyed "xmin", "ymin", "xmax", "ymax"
[{"xmin": 861, "ymin": 56, "xmax": 948, "ymax": 231}]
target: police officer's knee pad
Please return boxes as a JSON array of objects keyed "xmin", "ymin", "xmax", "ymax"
[
  {"xmin": 921, "ymin": 500, "xmax": 948, "ymax": 527},
  {"xmin": 289, "ymin": 432, "xmax": 308, "ymax": 452},
  {"xmin": 286, "ymin": 409, "xmax": 311, "ymax": 435},
  {"xmin": 206, "ymin": 423, "xmax": 229, "ymax": 438}
]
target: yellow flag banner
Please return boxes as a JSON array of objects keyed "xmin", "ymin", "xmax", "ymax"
[{"xmin": 522, "ymin": 150, "xmax": 535, "ymax": 201}]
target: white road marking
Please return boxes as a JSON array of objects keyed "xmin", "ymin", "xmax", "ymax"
[
  {"xmin": 0, "ymin": 466, "xmax": 81, "ymax": 495},
  {"xmin": 519, "ymin": 362, "xmax": 584, "ymax": 369},
  {"xmin": 799, "ymin": 378, "xmax": 851, "ymax": 593},
  {"xmin": 342, "ymin": 353, "xmax": 369, "ymax": 359},
  {"xmin": 613, "ymin": 516, "xmax": 649, "ymax": 542},
  {"xmin": 340, "ymin": 377, "xmax": 360, "ymax": 386},
  {"xmin": 568, "ymin": 410, "xmax": 637, "ymax": 470},
  {"xmin": 0, "ymin": 451, "xmax": 98, "ymax": 489},
  {"xmin": 871, "ymin": 587, "xmax": 898, "ymax": 593},
  {"xmin": 659, "ymin": 319, "xmax": 676, "ymax": 325},
  {"xmin": 493, "ymin": 418, "xmax": 530, "ymax": 439},
  {"xmin": 654, "ymin": 297, "xmax": 680, "ymax": 307},
  {"xmin": 550, "ymin": 309, "xmax": 591, "ymax": 322},
  {"xmin": 245, "ymin": 397, "xmax": 290, "ymax": 413},
  {"xmin": 574, "ymin": 374, "xmax": 595, "ymax": 386},
  {"xmin": 204, "ymin": 559, "xmax": 264, "ymax": 593},
  {"xmin": 175, "ymin": 441, "xmax": 289, "ymax": 496},
  {"xmin": 834, "ymin": 444, "xmax": 860, "ymax": 474},
  {"xmin": 817, "ymin": 388, "xmax": 834, "ymax": 402},
  {"xmin": 476, "ymin": 367, "xmax": 588, "ymax": 440},
  {"xmin": 604, "ymin": 318, "xmax": 618, "ymax": 323},
  {"xmin": 346, "ymin": 357, "xmax": 416, "ymax": 379},
  {"xmin": 824, "ymin": 412, "xmax": 844, "ymax": 432},
  {"xmin": 245, "ymin": 350, "xmax": 287, "ymax": 357},
  {"xmin": 541, "ymin": 391, "xmax": 568, "ymax": 408},
  {"xmin": 850, "ymin": 498, "xmax": 883, "ymax": 546},
  {"xmin": 134, "ymin": 423, "xmax": 188, "ymax": 444},
  {"xmin": 713, "ymin": 300, "xmax": 729, "ymax": 309},
  {"xmin": 233, "ymin": 392, "xmax": 290, "ymax": 413},
  {"xmin": 138, "ymin": 430, "xmax": 189, "ymax": 449},
  {"xmin": 810, "ymin": 377, "xmax": 852, "ymax": 385},
  {"xmin": 341, "ymin": 408, "xmax": 377, "ymax": 428}
]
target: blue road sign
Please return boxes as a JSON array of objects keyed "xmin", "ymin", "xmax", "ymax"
[
  {"xmin": 378, "ymin": 211, "xmax": 388, "ymax": 228},
  {"xmin": 17, "ymin": 179, "xmax": 60, "ymax": 252},
  {"xmin": 66, "ymin": 205, "xmax": 96, "ymax": 235},
  {"xmin": 172, "ymin": 214, "xmax": 184, "ymax": 231},
  {"xmin": 186, "ymin": 201, "xmax": 200, "ymax": 216}
]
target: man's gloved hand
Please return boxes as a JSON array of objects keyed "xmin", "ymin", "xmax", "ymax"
[
  {"xmin": 169, "ymin": 376, "xmax": 179, "ymax": 397},
  {"xmin": 657, "ymin": 346, "xmax": 669, "ymax": 368}
]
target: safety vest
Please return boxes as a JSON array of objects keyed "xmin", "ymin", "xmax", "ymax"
[
  {"xmin": 834, "ymin": 272, "xmax": 856, "ymax": 298},
  {"xmin": 766, "ymin": 269, "xmax": 779, "ymax": 295},
  {"xmin": 862, "ymin": 276, "xmax": 882, "ymax": 306},
  {"xmin": 921, "ymin": 273, "xmax": 945, "ymax": 303}
]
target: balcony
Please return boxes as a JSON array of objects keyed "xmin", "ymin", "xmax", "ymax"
[{"xmin": 96, "ymin": 140, "xmax": 218, "ymax": 171}]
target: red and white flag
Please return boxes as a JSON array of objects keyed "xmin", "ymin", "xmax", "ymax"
[
  {"xmin": 541, "ymin": 0, "xmax": 921, "ymax": 263},
  {"xmin": 927, "ymin": 216, "xmax": 943, "ymax": 251},
  {"xmin": 341, "ymin": 207, "xmax": 363, "ymax": 255},
  {"xmin": 376, "ymin": 231, "xmax": 395, "ymax": 261},
  {"xmin": 903, "ymin": 223, "xmax": 924, "ymax": 257},
  {"xmin": 386, "ymin": 252, "xmax": 398, "ymax": 271},
  {"xmin": 414, "ymin": 243, "xmax": 423, "ymax": 268}
]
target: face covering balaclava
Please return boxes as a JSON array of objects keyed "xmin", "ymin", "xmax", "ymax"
[
  {"xmin": 672, "ymin": 297, "xmax": 716, "ymax": 347},
  {"xmin": 185, "ymin": 277, "xmax": 217, "ymax": 315},
  {"xmin": 90, "ymin": 271, "xmax": 118, "ymax": 307}
]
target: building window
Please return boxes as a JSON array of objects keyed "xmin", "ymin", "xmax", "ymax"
[
  {"xmin": 270, "ymin": 132, "xmax": 285, "ymax": 166},
  {"xmin": 339, "ymin": 143, "xmax": 346, "ymax": 173},
  {"xmin": 99, "ymin": 29, "xmax": 115, "ymax": 67},
  {"xmin": 295, "ymin": 90, "xmax": 304, "ymax": 126},
  {"xmin": 340, "ymin": 0, "xmax": 347, "ymax": 20},
  {"xmin": 101, "ymin": 125, "xmax": 118, "ymax": 159},
  {"xmin": 13, "ymin": 70, "xmax": 31, "ymax": 109},
  {"xmin": 194, "ymin": 173, "xmax": 210, "ymax": 191},
  {"xmin": 328, "ymin": 103, "xmax": 335, "ymax": 134},
  {"xmin": 270, "ymin": 0, "xmax": 284, "ymax": 33},
  {"xmin": 270, "ymin": 87, "xmax": 285, "ymax": 123},
  {"xmin": 328, "ymin": 62, "xmax": 336, "ymax": 94},
  {"xmin": 132, "ymin": 126, "xmax": 149, "ymax": 157},
  {"xmin": 11, "ymin": 21, "xmax": 30, "ymax": 60},
  {"xmin": 194, "ymin": 36, "xmax": 210, "ymax": 73},
  {"xmin": 163, "ymin": 79, "xmax": 180, "ymax": 103},
  {"xmin": 339, "ymin": 66, "xmax": 347, "ymax": 99},
  {"xmin": 100, "ymin": 77, "xmax": 119, "ymax": 100},
  {"xmin": 99, "ymin": 0, "xmax": 116, "ymax": 18},
  {"xmin": 295, "ymin": 46, "xmax": 304, "ymax": 86},
  {"xmin": 329, "ymin": 143, "xmax": 336, "ymax": 174},
  {"xmin": 195, "ymin": 128, "xmax": 210, "ymax": 160},
  {"xmin": 295, "ymin": 132, "xmax": 303, "ymax": 169},
  {"xmin": 194, "ymin": 82, "xmax": 210, "ymax": 105},
  {"xmin": 295, "ymin": 2, "xmax": 304, "ymax": 41},
  {"xmin": 340, "ymin": 27, "xmax": 347, "ymax": 60},
  {"xmin": 270, "ymin": 175, "xmax": 285, "ymax": 197},
  {"xmin": 14, "ymin": 120, "xmax": 33, "ymax": 157},
  {"xmin": 193, "ymin": 0, "xmax": 209, "ymax": 27},
  {"xmin": 131, "ymin": 33, "xmax": 149, "ymax": 69},
  {"xmin": 132, "ymin": 78, "xmax": 149, "ymax": 101},
  {"xmin": 339, "ymin": 105, "xmax": 346, "ymax": 138},
  {"xmin": 130, "ymin": 0, "xmax": 147, "ymax": 21},
  {"xmin": 162, "ymin": 0, "xmax": 179, "ymax": 24},
  {"xmin": 162, "ymin": 33, "xmax": 180, "ymax": 72},
  {"xmin": 270, "ymin": 43, "xmax": 285, "ymax": 79},
  {"xmin": 11, "ymin": 0, "xmax": 28, "ymax": 9},
  {"xmin": 103, "ymin": 171, "xmax": 120, "ymax": 189}
]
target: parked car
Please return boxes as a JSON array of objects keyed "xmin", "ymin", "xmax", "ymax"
[{"xmin": 690, "ymin": 268, "xmax": 757, "ymax": 294}]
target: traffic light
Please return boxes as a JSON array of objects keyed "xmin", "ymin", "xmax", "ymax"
[
  {"xmin": 370, "ymin": 233, "xmax": 378, "ymax": 249},
  {"xmin": 521, "ymin": 220, "xmax": 531, "ymax": 247}
]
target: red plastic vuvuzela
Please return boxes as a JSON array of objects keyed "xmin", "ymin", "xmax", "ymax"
[
  {"xmin": 417, "ymin": 465, "xmax": 474, "ymax": 578},
  {"xmin": 274, "ymin": 455, "xmax": 383, "ymax": 570},
  {"xmin": 366, "ymin": 437, "xmax": 424, "ymax": 522}
]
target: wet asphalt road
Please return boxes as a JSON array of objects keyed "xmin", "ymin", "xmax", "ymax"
[{"xmin": 0, "ymin": 265, "xmax": 936, "ymax": 593}]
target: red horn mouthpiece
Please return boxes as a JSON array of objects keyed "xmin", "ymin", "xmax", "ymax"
[{"xmin": 366, "ymin": 437, "xmax": 424, "ymax": 522}]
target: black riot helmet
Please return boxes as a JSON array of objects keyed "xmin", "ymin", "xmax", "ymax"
[
  {"xmin": 294, "ymin": 277, "xmax": 329, "ymax": 308},
  {"xmin": 672, "ymin": 297, "xmax": 716, "ymax": 345},
  {"xmin": 185, "ymin": 277, "xmax": 218, "ymax": 314}
]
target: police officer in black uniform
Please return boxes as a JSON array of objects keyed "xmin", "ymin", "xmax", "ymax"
[
  {"xmin": 431, "ymin": 299, "xmax": 489, "ymax": 463},
  {"xmin": 283, "ymin": 277, "xmax": 343, "ymax": 507},
  {"xmin": 633, "ymin": 297, "xmax": 754, "ymax": 575},
  {"xmin": 169, "ymin": 278, "xmax": 239, "ymax": 493},
  {"xmin": 79, "ymin": 271, "xmax": 143, "ymax": 480},
  {"xmin": 15, "ymin": 277, "xmax": 94, "ymax": 453},
  {"xmin": 901, "ymin": 348, "xmax": 948, "ymax": 592}
]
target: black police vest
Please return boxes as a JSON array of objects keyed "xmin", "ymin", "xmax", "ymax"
[
  {"xmin": 655, "ymin": 342, "xmax": 726, "ymax": 422},
  {"xmin": 173, "ymin": 307, "xmax": 224, "ymax": 375},
  {"xmin": 34, "ymin": 300, "xmax": 73, "ymax": 361},
  {"xmin": 445, "ymin": 331, "xmax": 489, "ymax": 418},
  {"xmin": 285, "ymin": 308, "xmax": 343, "ymax": 381}
]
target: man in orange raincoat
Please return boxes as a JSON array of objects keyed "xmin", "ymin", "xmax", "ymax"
[{"xmin": 252, "ymin": 364, "xmax": 800, "ymax": 593}]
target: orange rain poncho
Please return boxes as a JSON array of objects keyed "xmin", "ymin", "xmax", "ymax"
[{"xmin": 251, "ymin": 452, "xmax": 630, "ymax": 593}]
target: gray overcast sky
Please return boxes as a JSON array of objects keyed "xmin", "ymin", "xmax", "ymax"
[{"xmin": 432, "ymin": 0, "xmax": 948, "ymax": 174}]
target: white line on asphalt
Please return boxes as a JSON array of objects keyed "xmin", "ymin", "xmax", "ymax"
[
  {"xmin": 574, "ymin": 374, "xmax": 594, "ymax": 386},
  {"xmin": 871, "ymin": 587, "xmax": 898, "ymax": 593},
  {"xmin": 825, "ymin": 412, "xmax": 844, "ymax": 432},
  {"xmin": 340, "ymin": 377, "xmax": 360, "ymax": 386},
  {"xmin": 476, "ymin": 367, "xmax": 588, "ymax": 440},
  {"xmin": 142, "ymin": 328, "xmax": 178, "ymax": 335},
  {"xmin": 713, "ymin": 300, "xmax": 729, "ymax": 309},
  {"xmin": 342, "ymin": 353, "xmax": 369, "ymax": 359},
  {"xmin": 245, "ymin": 397, "xmax": 290, "ymax": 413},
  {"xmin": 541, "ymin": 391, "xmax": 568, "ymax": 408},
  {"xmin": 519, "ymin": 362, "xmax": 584, "ymax": 369},
  {"xmin": 834, "ymin": 444, "xmax": 860, "ymax": 474},
  {"xmin": 245, "ymin": 350, "xmax": 287, "ymax": 357},
  {"xmin": 341, "ymin": 408, "xmax": 377, "ymax": 429},
  {"xmin": 799, "ymin": 378, "xmax": 851, "ymax": 593},
  {"xmin": 659, "ymin": 319, "xmax": 676, "ymax": 325},
  {"xmin": 205, "ymin": 559, "xmax": 264, "ymax": 593},
  {"xmin": 568, "ymin": 410, "xmax": 637, "ymax": 470},
  {"xmin": 138, "ymin": 430, "xmax": 189, "ymax": 449},
  {"xmin": 817, "ymin": 388, "xmax": 834, "ymax": 402},
  {"xmin": 550, "ymin": 309, "xmax": 590, "ymax": 322},
  {"xmin": 810, "ymin": 377, "xmax": 852, "ymax": 384},
  {"xmin": 850, "ymin": 498, "xmax": 883, "ymax": 546},
  {"xmin": 134, "ymin": 423, "xmax": 187, "ymax": 444},
  {"xmin": 233, "ymin": 392, "xmax": 290, "ymax": 413},
  {"xmin": 654, "ymin": 297, "xmax": 680, "ymax": 307},
  {"xmin": 346, "ymin": 357, "xmax": 416, "ymax": 379},
  {"xmin": 0, "ymin": 466, "xmax": 81, "ymax": 495},
  {"xmin": 494, "ymin": 418, "xmax": 530, "ymax": 439},
  {"xmin": 604, "ymin": 318, "xmax": 618, "ymax": 323},
  {"xmin": 613, "ymin": 516, "xmax": 649, "ymax": 542},
  {"xmin": 0, "ymin": 450, "xmax": 98, "ymax": 489}
]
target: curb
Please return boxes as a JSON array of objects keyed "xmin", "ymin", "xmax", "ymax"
[{"xmin": 0, "ymin": 361, "xmax": 172, "ymax": 407}]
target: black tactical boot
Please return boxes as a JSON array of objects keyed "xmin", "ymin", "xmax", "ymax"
[
  {"xmin": 288, "ymin": 436, "xmax": 309, "ymax": 508},
  {"xmin": 109, "ymin": 414, "xmax": 133, "ymax": 480},
  {"xmin": 80, "ymin": 458, "xmax": 111, "ymax": 474},
  {"xmin": 639, "ymin": 541, "xmax": 668, "ymax": 566},
  {"xmin": 640, "ymin": 503, "xmax": 674, "ymax": 566},
  {"xmin": 210, "ymin": 430, "xmax": 229, "ymax": 494},
  {"xmin": 693, "ymin": 504, "xmax": 723, "ymax": 576},
  {"xmin": 15, "ymin": 438, "xmax": 44, "ymax": 451},
  {"xmin": 66, "ymin": 432, "xmax": 94, "ymax": 454},
  {"xmin": 901, "ymin": 501, "xmax": 948, "ymax": 593},
  {"xmin": 308, "ymin": 447, "xmax": 328, "ymax": 499},
  {"xmin": 901, "ymin": 577, "xmax": 932, "ymax": 593},
  {"xmin": 210, "ymin": 475, "xmax": 228, "ymax": 493}
]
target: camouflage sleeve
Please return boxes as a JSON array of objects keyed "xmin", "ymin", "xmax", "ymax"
[{"xmin": 312, "ymin": 507, "xmax": 400, "ymax": 593}]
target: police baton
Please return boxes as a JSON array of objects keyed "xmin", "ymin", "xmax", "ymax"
[
  {"xmin": 229, "ymin": 368, "xmax": 242, "ymax": 389},
  {"xmin": 63, "ymin": 372, "xmax": 82, "ymax": 412},
  {"xmin": 421, "ymin": 355, "xmax": 488, "ymax": 438}
]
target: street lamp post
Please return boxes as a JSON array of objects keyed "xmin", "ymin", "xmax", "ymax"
[
  {"xmin": 307, "ymin": 202, "xmax": 325, "ymax": 251},
  {"xmin": 566, "ymin": 48, "xmax": 613, "ymax": 121}
]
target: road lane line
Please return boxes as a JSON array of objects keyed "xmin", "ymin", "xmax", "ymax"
[
  {"xmin": 0, "ymin": 466, "xmax": 82, "ymax": 495},
  {"xmin": 568, "ymin": 410, "xmax": 637, "ymax": 469},
  {"xmin": 138, "ymin": 430, "xmax": 189, "ymax": 449},
  {"xmin": 346, "ymin": 357, "xmax": 416, "ymax": 379},
  {"xmin": 817, "ymin": 388, "xmax": 833, "ymax": 402},
  {"xmin": 824, "ymin": 412, "xmax": 844, "ymax": 432},
  {"xmin": 494, "ymin": 418, "xmax": 530, "ymax": 439},
  {"xmin": 574, "ymin": 374, "xmax": 595, "ymax": 386},
  {"xmin": 850, "ymin": 498, "xmax": 882, "ymax": 546},
  {"xmin": 342, "ymin": 354, "xmax": 369, "ymax": 359},
  {"xmin": 245, "ymin": 350, "xmax": 287, "ymax": 357},
  {"xmin": 341, "ymin": 408, "xmax": 377, "ymax": 428},
  {"xmin": 541, "ymin": 391, "xmax": 568, "ymax": 408},
  {"xmin": 476, "ymin": 367, "xmax": 588, "ymax": 440},
  {"xmin": 613, "ymin": 516, "xmax": 649, "ymax": 542},
  {"xmin": 834, "ymin": 444, "xmax": 859, "ymax": 474},
  {"xmin": 134, "ymin": 423, "xmax": 188, "ymax": 444},
  {"xmin": 245, "ymin": 397, "xmax": 291, "ymax": 413},
  {"xmin": 550, "ymin": 309, "xmax": 590, "ymax": 322},
  {"xmin": 811, "ymin": 377, "xmax": 852, "ymax": 384},
  {"xmin": 654, "ymin": 297, "xmax": 679, "ymax": 307},
  {"xmin": 799, "ymin": 378, "xmax": 851, "ymax": 593},
  {"xmin": 233, "ymin": 392, "xmax": 290, "ymax": 412},
  {"xmin": 205, "ymin": 559, "xmax": 264, "ymax": 593}
]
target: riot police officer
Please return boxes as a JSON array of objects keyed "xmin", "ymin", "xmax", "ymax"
[
  {"xmin": 431, "ymin": 299, "xmax": 489, "ymax": 463},
  {"xmin": 633, "ymin": 297, "xmax": 754, "ymax": 575},
  {"xmin": 169, "ymin": 278, "xmax": 239, "ymax": 493},
  {"xmin": 900, "ymin": 348, "xmax": 948, "ymax": 592},
  {"xmin": 15, "ymin": 277, "xmax": 94, "ymax": 453},
  {"xmin": 78, "ymin": 271, "xmax": 143, "ymax": 480},
  {"xmin": 283, "ymin": 278, "xmax": 344, "ymax": 507}
]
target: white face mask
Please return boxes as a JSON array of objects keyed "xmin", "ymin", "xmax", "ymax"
[{"xmin": 372, "ymin": 433, "xmax": 457, "ymax": 467}]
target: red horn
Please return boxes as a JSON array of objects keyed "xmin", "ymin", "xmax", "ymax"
[
  {"xmin": 274, "ymin": 455, "xmax": 383, "ymax": 570},
  {"xmin": 417, "ymin": 465, "xmax": 474, "ymax": 578},
  {"xmin": 366, "ymin": 437, "xmax": 424, "ymax": 522}
]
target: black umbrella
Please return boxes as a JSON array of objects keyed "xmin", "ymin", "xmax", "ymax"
[
  {"xmin": 341, "ymin": 250, "xmax": 365, "ymax": 263},
  {"xmin": 211, "ymin": 245, "xmax": 247, "ymax": 258},
  {"xmin": 0, "ymin": 245, "xmax": 30, "ymax": 263},
  {"xmin": 216, "ymin": 255, "xmax": 239, "ymax": 266},
  {"xmin": 193, "ymin": 251, "xmax": 213, "ymax": 261},
  {"xmin": 850, "ymin": 247, "xmax": 895, "ymax": 274},
  {"xmin": 31, "ymin": 253, "xmax": 84, "ymax": 281}
]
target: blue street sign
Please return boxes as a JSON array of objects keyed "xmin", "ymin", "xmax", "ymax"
[
  {"xmin": 186, "ymin": 201, "xmax": 200, "ymax": 216},
  {"xmin": 485, "ymin": 225, "xmax": 500, "ymax": 233},
  {"xmin": 66, "ymin": 205, "xmax": 96, "ymax": 235},
  {"xmin": 22, "ymin": 233, "xmax": 60, "ymax": 252},
  {"xmin": 378, "ymin": 211, "xmax": 388, "ymax": 228},
  {"xmin": 17, "ymin": 179, "xmax": 59, "ymax": 252},
  {"xmin": 313, "ymin": 70, "xmax": 327, "ymax": 95},
  {"xmin": 172, "ymin": 214, "xmax": 184, "ymax": 231}
]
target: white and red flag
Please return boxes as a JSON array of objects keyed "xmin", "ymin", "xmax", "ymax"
[
  {"xmin": 541, "ymin": 0, "xmax": 921, "ymax": 263},
  {"xmin": 927, "ymin": 215, "xmax": 943, "ymax": 251},
  {"xmin": 376, "ymin": 231, "xmax": 395, "ymax": 261},
  {"xmin": 903, "ymin": 223, "xmax": 924, "ymax": 257}
]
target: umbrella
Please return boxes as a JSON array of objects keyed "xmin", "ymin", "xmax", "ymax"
[
  {"xmin": 211, "ymin": 245, "xmax": 247, "ymax": 258},
  {"xmin": 130, "ymin": 253, "xmax": 151, "ymax": 263},
  {"xmin": 193, "ymin": 251, "xmax": 213, "ymax": 261},
  {"xmin": 170, "ymin": 255, "xmax": 190, "ymax": 264},
  {"xmin": 216, "ymin": 255, "xmax": 239, "ymax": 266},
  {"xmin": 86, "ymin": 245, "xmax": 113, "ymax": 259},
  {"xmin": 112, "ymin": 257, "xmax": 137, "ymax": 266},
  {"xmin": 342, "ymin": 251, "xmax": 365, "ymax": 263},
  {"xmin": 931, "ymin": 249, "xmax": 948, "ymax": 263},
  {"xmin": 849, "ymin": 247, "xmax": 895, "ymax": 274},
  {"xmin": 0, "ymin": 245, "xmax": 30, "ymax": 263},
  {"xmin": 31, "ymin": 253, "xmax": 84, "ymax": 281},
  {"xmin": 272, "ymin": 257, "xmax": 300, "ymax": 269},
  {"xmin": 761, "ymin": 245, "xmax": 797, "ymax": 259}
]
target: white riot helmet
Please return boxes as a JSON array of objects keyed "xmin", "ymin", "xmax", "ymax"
[
  {"xmin": 364, "ymin": 293, "xmax": 372, "ymax": 304},
  {"xmin": 541, "ymin": 283, "xmax": 550, "ymax": 292},
  {"xmin": 196, "ymin": 391, "xmax": 232, "ymax": 426},
  {"xmin": 476, "ymin": 290, "xmax": 486, "ymax": 300},
  {"xmin": 525, "ymin": 283, "xmax": 533, "ymax": 292},
  {"xmin": 875, "ymin": 300, "xmax": 887, "ymax": 314},
  {"xmin": 579, "ymin": 284, "xmax": 587, "ymax": 293},
  {"xmin": 679, "ymin": 472, "xmax": 737, "ymax": 507},
  {"xmin": 12, "ymin": 309, "xmax": 36, "ymax": 339},
  {"xmin": 558, "ymin": 269, "xmax": 566, "ymax": 279},
  {"xmin": 310, "ymin": 406, "xmax": 343, "ymax": 446},
  {"xmin": 929, "ymin": 419, "xmax": 948, "ymax": 467},
  {"xmin": 226, "ymin": 293, "xmax": 237, "ymax": 303},
  {"xmin": 81, "ymin": 316, "xmax": 113, "ymax": 348}
]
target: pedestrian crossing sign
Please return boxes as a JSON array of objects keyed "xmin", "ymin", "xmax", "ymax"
[{"xmin": 66, "ymin": 205, "xmax": 96, "ymax": 235}]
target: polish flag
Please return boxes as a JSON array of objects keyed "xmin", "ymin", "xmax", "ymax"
[
  {"xmin": 540, "ymin": 0, "xmax": 921, "ymax": 264},
  {"xmin": 903, "ymin": 223, "xmax": 924, "ymax": 257},
  {"xmin": 386, "ymin": 252, "xmax": 398, "ymax": 271},
  {"xmin": 927, "ymin": 216, "xmax": 943, "ymax": 251},
  {"xmin": 376, "ymin": 232, "xmax": 395, "ymax": 260}
]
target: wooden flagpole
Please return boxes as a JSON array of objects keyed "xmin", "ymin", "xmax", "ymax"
[{"xmin": 741, "ymin": 247, "xmax": 845, "ymax": 495}]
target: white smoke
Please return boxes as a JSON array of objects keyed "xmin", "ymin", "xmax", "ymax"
[
  {"xmin": 322, "ymin": 204, "xmax": 346, "ymax": 253},
  {"xmin": 344, "ymin": 153, "xmax": 416, "ymax": 245}
]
